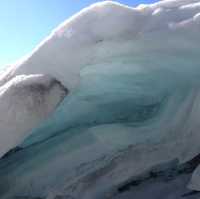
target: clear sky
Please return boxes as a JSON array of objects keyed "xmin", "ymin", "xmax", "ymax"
[{"xmin": 0, "ymin": 0, "xmax": 158, "ymax": 67}]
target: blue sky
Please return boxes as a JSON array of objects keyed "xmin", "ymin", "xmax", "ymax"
[{"xmin": 0, "ymin": 0, "xmax": 158, "ymax": 67}]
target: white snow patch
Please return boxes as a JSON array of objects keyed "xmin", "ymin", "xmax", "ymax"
[{"xmin": 0, "ymin": 74, "xmax": 67, "ymax": 158}]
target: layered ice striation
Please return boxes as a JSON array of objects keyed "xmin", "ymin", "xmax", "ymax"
[{"xmin": 0, "ymin": 0, "xmax": 200, "ymax": 198}]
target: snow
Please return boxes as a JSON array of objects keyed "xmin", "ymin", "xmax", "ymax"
[
  {"xmin": 188, "ymin": 165, "xmax": 200, "ymax": 191},
  {"xmin": 1, "ymin": 0, "xmax": 200, "ymax": 90},
  {"xmin": 0, "ymin": 0, "xmax": 200, "ymax": 198},
  {"xmin": 0, "ymin": 74, "xmax": 67, "ymax": 158}
]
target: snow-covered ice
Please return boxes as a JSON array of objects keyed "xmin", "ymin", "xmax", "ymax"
[{"xmin": 0, "ymin": 74, "xmax": 68, "ymax": 158}]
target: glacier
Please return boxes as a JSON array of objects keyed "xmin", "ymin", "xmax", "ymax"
[{"xmin": 0, "ymin": 0, "xmax": 200, "ymax": 198}]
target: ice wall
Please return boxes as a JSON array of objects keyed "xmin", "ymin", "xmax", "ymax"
[{"xmin": 0, "ymin": 0, "xmax": 200, "ymax": 198}]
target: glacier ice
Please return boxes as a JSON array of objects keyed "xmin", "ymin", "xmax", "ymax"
[{"xmin": 0, "ymin": 0, "xmax": 200, "ymax": 198}]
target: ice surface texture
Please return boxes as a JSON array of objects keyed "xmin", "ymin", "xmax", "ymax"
[{"xmin": 0, "ymin": 0, "xmax": 200, "ymax": 198}]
